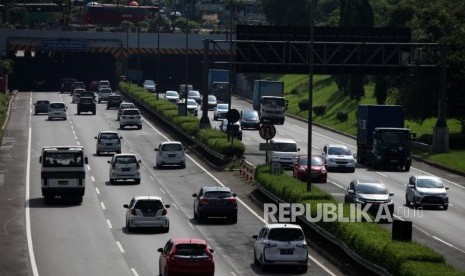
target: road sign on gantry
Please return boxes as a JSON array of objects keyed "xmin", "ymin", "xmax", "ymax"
[{"xmin": 259, "ymin": 123, "xmax": 276, "ymax": 140}]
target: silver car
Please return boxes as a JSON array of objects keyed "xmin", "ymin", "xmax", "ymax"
[
  {"xmin": 321, "ymin": 144, "xmax": 356, "ymax": 172},
  {"xmin": 95, "ymin": 131, "xmax": 122, "ymax": 155},
  {"xmin": 124, "ymin": 196, "xmax": 170, "ymax": 232},
  {"xmin": 117, "ymin": 102, "xmax": 136, "ymax": 120},
  {"xmin": 164, "ymin": 90, "xmax": 180, "ymax": 103},
  {"xmin": 98, "ymin": 87, "xmax": 112, "ymax": 103},
  {"xmin": 253, "ymin": 223, "xmax": 308, "ymax": 273},
  {"xmin": 120, "ymin": 108, "xmax": 142, "ymax": 129},
  {"xmin": 406, "ymin": 175, "xmax": 449, "ymax": 210},
  {"xmin": 108, "ymin": 153, "xmax": 141, "ymax": 184},
  {"xmin": 155, "ymin": 141, "xmax": 186, "ymax": 169},
  {"xmin": 48, "ymin": 102, "xmax": 67, "ymax": 120},
  {"xmin": 213, "ymin": 103, "xmax": 229, "ymax": 120}
]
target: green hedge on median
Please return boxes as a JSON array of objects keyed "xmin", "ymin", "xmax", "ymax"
[
  {"xmin": 255, "ymin": 165, "xmax": 465, "ymax": 276},
  {"xmin": 119, "ymin": 82, "xmax": 245, "ymax": 159}
]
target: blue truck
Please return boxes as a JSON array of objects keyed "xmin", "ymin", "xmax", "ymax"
[
  {"xmin": 357, "ymin": 105, "xmax": 413, "ymax": 171},
  {"xmin": 208, "ymin": 69, "xmax": 230, "ymax": 103},
  {"xmin": 253, "ymin": 80, "xmax": 286, "ymax": 125}
]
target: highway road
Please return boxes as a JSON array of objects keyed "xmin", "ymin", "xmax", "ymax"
[
  {"xmin": 0, "ymin": 91, "xmax": 344, "ymax": 276},
  {"xmin": 227, "ymin": 96, "xmax": 465, "ymax": 271}
]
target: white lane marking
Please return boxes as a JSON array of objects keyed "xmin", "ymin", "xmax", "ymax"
[
  {"xmin": 375, "ymin": 172, "xmax": 388, "ymax": 178},
  {"xmin": 143, "ymin": 117, "xmax": 338, "ymax": 276},
  {"xmin": 131, "ymin": 268, "xmax": 139, "ymax": 276},
  {"xmin": 188, "ymin": 221, "xmax": 195, "ymax": 229},
  {"xmin": 278, "ymin": 131, "xmax": 286, "ymax": 136},
  {"xmin": 160, "ymin": 188, "xmax": 166, "ymax": 194},
  {"xmin": 171, "ymin": 202, "xmax": 179, "ymax": 209},
  {"xmin": 76, "ymin": 141, "xmax": 80, "ymax": 146},
  {"xmin": 116, "ymin": 241, "xmax": 125, "ymax": 253},
  {"xmin": 432, "ymin": 236, "xmax": 465, "ymax": 254},
  {"xmin": 230, "ymin": 272, "xmax": 237, "ymax": 276},
  {"xmin": 95, "ymin": 187, "xmax": 100, "ymax": 195},
  {"xmin": 149, "ymin": 175, "xmax": 154, "ymax": 181},
  {"xmin": 91, "ymin": 176, "xmax": 95, "ymax": 182},
  {"xmin": 410, "ymin": 167, "xmax": 465, "ymax": 190},
  {"xmin": 87, "ymin": 165, "xmax": 91, "ymax": 171},
  {"xmin": 292, "ymin": 124, "xmax": 307, "ymax": 131},
  {"xmin": 393, "ymin": 215, "xmax": 404, "ymax": 221},
  {"xmin": 26, "ymin": 92, "xmax": 40, "ymax": 276},
  {"xmin": 295, "ymin": 138, "xmax": 302, "ymax": 142},
  {"xmin": 329, "ymin": 181, "xmax": 345, "ymax": 190},
  {"xmin": 412, "ymin": 225, "xmax": 432, "ymax": 236},
  {"xmin": 101, "ymin": 202, "xmax": 106, "ymax": 210},
  {"xmin": 106, "ymin": 219, "xmax": 112, "ymax": 229}
]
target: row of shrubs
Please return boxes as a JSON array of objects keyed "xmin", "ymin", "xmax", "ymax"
[
  {"xmin": 255, "ymin": 165, "xmax": 465, "ymax": 276},
  {"xmin": 118, "ymin": 82, "xmax": 245, "ymax": 159},
  {"xmin": 0, "ymin": 93, "xmax": 9, "ymax": 140},
  {"xmin": 299, "ymin": 99, "xmax": 348, "ymax": 122}
]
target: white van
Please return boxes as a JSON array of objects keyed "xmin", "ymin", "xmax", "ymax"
[
  {"xmin": 48, "ymin": 102, "xmax": 67, "ymax": 120},
  {"xmin": 269, "ymin": 138, "xmax": 300, "ymax": 168}
]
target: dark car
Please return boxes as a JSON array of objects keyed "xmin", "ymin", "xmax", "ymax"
[
  {"xmin": 240, "ymin": 109, "xmax": 260, "ymax": 130},
  {"xmin": 60, "ymin": 78, "xmax": 77, "ymax": 93},
  {"xmin": 219, "ymin": 119, "xmax": 242, "ymax": 141},
  {"xmin": 187, "ymin": 90, "xmax": 202, "ymax": 104},
  {"xmin": 344, "ymin": 179, "xmax": 394, "ymax": 219},
  {"xmin": 293, "ymin": 155, "xmax": 327, "ymax": 183},
  {"xmin": 77, "ymin": 97, "xmax": 96, "ymax": 115},
  {"xmin": 34, "ymin": 100, "xmax": 50, "ymax": 115},
  {"xmin": 158, "ymin": 238, "xmax": 215, "ymax": 276},
  {"xmin": 72, "ymin": 81, "xmax": 86, "ymax": 92},
  {"xmin": 81, "ymin": 91, "xmax": 96, "ymax": 101},
  {"xmin": 89, "ymin": 81, "xmax": 99, "ymax": 92},
  {"xmin": 193, "ymin": 186, "xmax": 237, "ymax": 223},
  {"xmin": 106, "ymin": 94, "xmax": 122, "ymax": 109},
  {"xmin": 206, "ymin": 95, "xmax": 217, "ymax": 110}
]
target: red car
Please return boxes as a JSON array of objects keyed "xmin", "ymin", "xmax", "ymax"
[
  {"xmin": 293, "ymin": 155, "xmax": 327, "ymax": 183},
  {"xmin": 158, "ymin": 238, "xmax": 215, "ymax": 276}
]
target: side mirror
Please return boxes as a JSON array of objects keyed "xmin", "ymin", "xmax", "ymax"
[
  {"xmin": 389, "ymin": 192, "xmax": 394, "ymax": 197},
  {"xmin": 165, "ymin": 204, "xmax": 170, "ymax": 208},
  {"xmin": 297, "ymin": 148, "xmax": 300, "ymax": 152},
  {"xmin": 209, "ymin": 249, "xmax": 214, "ymax": 253},
  {"xmin": 252, "ymin": 235, "xmax": 258, "ymax": 239},
  {"xmin": 155, "ymin": 148, "xmax": 158, "ymax": 151},
  {"xmin": 84, "ymin": 157, "xmax": 88, "ymax": 164},
  {"xmin": 445, "ymin": 186, "xmax": 450, "ymax": 190},
  {"xmin": 107, "ymin": 160, "xmax": 111, "ymax": 164},
  {"xmin": 119, "ymin": 136, "xmax": 123, "ymax": 139},
  {"xmin": 157, "ymin": 248, "xmax": 163, "ymax": 253},
  {"xmin": 138, "ymin": 160, "xmax": 142, "ymax": 163},
  {"xmin": 94, "ymin": 136, "xmax": 97, "ymax": 139},
  {"xmin": 232, "ymin": 193, "xmax": 237, "ymax": 197},
  {"xmin": 192, "ymin": 193, "xmax": 198, "ymax": 197},
  {"xmin": 123, "ymin": 204, "xmax": 129, "ymax": 208}
]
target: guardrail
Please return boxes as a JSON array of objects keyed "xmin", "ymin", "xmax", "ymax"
[{"xmin": 254, "ymin": 179, "xmax": 392, "ymax": 276}]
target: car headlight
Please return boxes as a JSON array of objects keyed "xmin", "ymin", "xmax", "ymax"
[
  {"xmin": 355, "ymin": 197, "xmax": 365, "ymax": 204},
  {"xmin": 348, "ymin": 159, "xmax": 355, "ymax": 163},
  {"xmin": 329, "ymin": 158, "xmax": 335, "ymax": 163}
]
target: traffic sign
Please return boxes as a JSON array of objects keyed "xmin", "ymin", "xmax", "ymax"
[
  {"xmin": 259, "ymin": 123, "xmax": 276, "ymax": 140},
  {"xmin": 42, "ymin": 39, "xmax": 87, "ymax": 50},
  {"xmin": 226, "ymin": 109, "xmax": 240, "ymax": 123}
]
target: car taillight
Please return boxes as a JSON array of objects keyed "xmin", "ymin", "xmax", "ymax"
[
  {"xmin": 131, "ymin": 209, "xmax": 137, "ymax": 215},
  {"xmin": 200, "ymin": 198, "xmax": 209, "ymax": 205},
  {"xmin": 162, "ymin": 208, "xmax": 167, "ymax": 216},
  {"xmin": 227, "ymin": 198, "xmax": 237, "ymax": 205}
]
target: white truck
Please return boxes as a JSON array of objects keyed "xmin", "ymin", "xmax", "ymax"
[
  {"xmin": 252, "ymin": 80, "xmax": 286, "ymax": 124},
  {"xmin": 40, "ymin": 146, "xmax": 88, "ymax": 204}
]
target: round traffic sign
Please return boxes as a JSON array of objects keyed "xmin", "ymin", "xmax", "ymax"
[
  {"xmin": 226, "ymin": 109, "xmax": 241, "ymax": 123},
  {"xmin": 259, "ymin": 123, "xmax": 276, "ymax": 140}
]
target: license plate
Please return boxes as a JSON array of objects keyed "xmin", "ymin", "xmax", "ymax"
[
  {"xmin": 58, "ymin": 180, "xmax": 68, "ymax": 185},
  {"xmin": 168, "ymin": 154, "xmax": 176, "ymax": 158},
  {"xmin": 106, "ymin": 143, "xmax": 113, "ymax": 146},
  {"xmin": 280, "ymin": 249, "xmax": 294, "ymax": 255},
  {"xmin": 121, "ymin": 168, "xmax": 130, "ymax": 172},
  {"xmin": 129, "ymin": 116, "xmax": 134, "ymax": 119}
]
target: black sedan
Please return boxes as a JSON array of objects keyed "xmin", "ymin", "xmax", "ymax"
[{"xmin": 34, "ymin": 100, "xmax": 50, "ymax": 115}]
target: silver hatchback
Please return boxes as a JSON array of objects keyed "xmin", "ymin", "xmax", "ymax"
[
  {"xmin": 155, "ymin": 141, "xmax": 186, "ymax": 169},
  {"xmin": 95, "ymin": 131, "xmax": 122, "ymax": 155},
  {"xmin": 120, "ymin": 108, "xmax": 142, "ymax": 129},
  {"xmin": 108, "ymin": 153, "xmax": 141, "ymax": 184},
  {"xmin": 124, "ymin": 196, "xmax": 170, "ymax": 232}
]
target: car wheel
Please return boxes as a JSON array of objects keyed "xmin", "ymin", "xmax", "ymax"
[
  {"xmin": 405, "ymin": 196, "xmax": 411, "ymax": 207},
  {"xmin": 93, "ymin": 111, "xmax": 96, "ymax": 115},
  {"xmin": 162, "ymin": 222, "xmax": 169, "ymax": 233},
  {"xmin": 110, "ymin": 179, "xmax": 116, "ymax": 184},
  {"xmin": 193, "ymin": 209, "xmax": 198, "ymax": 220},
  {"xmin": 43, "ymin": 196, "xmax": 53, "ymax": 204},
  {"xmin": 321, "ymin": 177, "xmax": 327, "ymax": 183},
  {"xmin": 116, "ymin": 150, "xmax": 121, "ymax": 154},
  {"xmin": 134, "ymin": 179, "xmax": 141, "ymax": 184},
  {"xmin": 138, "ymin": 125, "xmax": 142, "ymax": 130},
  {"xmin": 229, "ymin": 215, "xmax": 238, "ymax": 224},
  {"xmin": 350, "ymin": 168, "xmax": 356, "ymax": 173},
  {"xmin": 301, "ymin": 265, "xmax": 308, "ymax": 273},
  {"xmin": 260, "ymin": 261, "xmax": 267, "ymax": 272},
  {"xmin": 214, "ymin": 116, "xmax": 217, "ymax": 120},
  {"xmin": 443, "ymin": 204, "xmax": 449, "ymax": 210},
  {"xmin": 119, "ymin": 124, "xmax": 124, "ymax": 129},
  {"xmin": 96, "ymin": 151, "xmax": 100, "ymax": 156},
  {"xmin": 126, "ymin": 220, "xmax": 132, "ymax": 232},
  {"xmin": 405, "ymin": 165, "xmax": 410, "ymax": 172},
  {"xmin": 180, "ymin": 163, "xmax": 186, "ymax": 169}
]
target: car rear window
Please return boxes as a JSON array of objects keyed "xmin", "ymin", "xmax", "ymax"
[
  {"xmin": 115, "ymin": 156, "xmax": 137, "ymax": 164},
  {"xmin": 268, "ymin": 228, "xmax": 304, "ymax": 242},
  {"xmin": 80, "ymin": 98, "xmax": 93, "ymax": 103},
  {"xmin": 123, "ymin": 109, "xmax": 140, "ymax": 115},
  {"xmin": 49, "ymin": 103, "xmax": 65, "ymax": 109},
  {"xmin": 134, "ymin": 200, "xmax": 163, "ymax": 210},
  {"xmin": 161, "ymin": 144, "xmax": 182, "ymax": 151},
  {"xmin": 204, "ymin": 191, "xmax": 232, "ymax": 198},
  {"xmin": 121, "ymin": 104, "xmax": 135, "ymax": 109},
  {"xmin": 100, "ymin": 89, "xmax": 112, "ymax": 94},
  {"xmin": 175, "ymin": 244, "xmax": 207, "ymax": 256},
  {"xmin": 101, "ymin": 133, "xmax": 119, "ymax": 140},
  {"xmin": 37, "ymin": 101, "xmax": 49, "ymax": 105}
]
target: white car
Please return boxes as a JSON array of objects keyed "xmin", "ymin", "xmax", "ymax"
[
  {"xmin": 155, "ymin": 141, "xmax": 186, "ymax": 169},
  {"xmin": 123, "ymin": 196, "xmax": 170, "ymax": 232},
  {"xmin": 108, "ymin": 153, "xmax": 141, "ymax": 184},
  {"xmin": 164, "ymin": 90, "xmax": 180, "ymax": 103},
  {"xmin": 117, "ymin": 102, "xmax": 136, "ymax": 120},
  {"xmin": 186, "ymin": 99, "xmax": 198, "ymax": 116},
  {"xmin": 269, "ymin": 138, "xmax": 300, "ymax": 169},
  {"xmin": 98, "ymin": 87, "xmax": 112, "ymax": 103},
  {"xmin": 48, "ymin": 102, "xmax": 67, "ymax": 120},
  {"xmin": 406, "ymin": 175, "xmax": 449, "ymax": 210},
  {"xmin": 95, "ymin": 130, "xmax": 122, "ymax": 155},
  {"xmin": 213, "ymin": 103, "xmax": 229, "ymax": 120},
  {"xmin": 72, "ymin": 88, "xmax": 85, "ymax": 103},
  {"xmin": 253, "ymin": 223, "xmax": 308, "ymax": 273},
  {"xmin": 321, "ymin": 144, "xmax": 356, "ymax": 172},
  {"xmin": 143, "ymin": 80, "xmax": 157, "ymax": 93},
  {"xmin": 120, "ymin": 108, "xmax": 142, "ymax": 129}
]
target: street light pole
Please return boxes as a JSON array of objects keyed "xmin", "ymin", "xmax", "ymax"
[
  {"xmin": 306, "ymin": 0, "xmax": 315, "ymax": 192},
  {"xmin": 156, "ymin": 27, "xmax": 160, "ymax": 100},
  {"xmin": 184, "ymin": 20, "xmax": 189, "ymax": 116}
]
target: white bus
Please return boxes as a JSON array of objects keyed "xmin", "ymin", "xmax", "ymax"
[{"xmin": 40, "ymin": 146, "xmax": 88, "ymax": 204}]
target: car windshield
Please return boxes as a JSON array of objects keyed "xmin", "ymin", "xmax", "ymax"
[
  {"xmin": 121, "ymin": 104, "xmax": 135, "ymax": 109},
  {"xmin": 187, "ymin": 99, "xmax": 197, "ymax": 105},
  {"xmin": 217, "ymin": 104, "xmax": 228, "ymax": 110},
  {"xmin": 166, "ymin": 91, "xmax": 178, "ymax": 97},
  {"xmin": 161, "ymin": 143, "xmax": 183, "ymax": 151},
  {"xmin": 274, "ymin": 142, "xmax": 297, "ymax": 152},
  {"xmin": 123, "ymin": 109, "xmax": 140, "ymax": 115},
  {"xmin": 261, "ymin": 98, "xmax": 285, "ymax": 108},
  {"xmin": 188, "ymin": 91, "xmax": 200, "ymax": 97},
  {"xmin": 357, "ymin": 183, "xmax": 388, "ymax": 194},
  {"xmin": 175, "ymin": 244, "xmax": 207, "ymax": 256},
  {"xmin": 204, "ymin": 191, "xmax": 233, "ymax": 198},
  {"xmin": 242, "ymin": 111, "xmax": 258, "ymax": 119},
  {"xmin": 37, "ymin": 101, "xmax": 49, "ymax": 105},
  {"xmin": 115, "ymin": 156, "xmax": 137, "ymax": 164},
  {"xmin": 43, "ymin": 152, "xmax": 83, "ymax": 167},
  {"xmin": 328, "ymin": 146, "xmax": 351, "ymax": 155},
  {"xmin": 299, "ymin": 157, "xmax": 324, "ymax": 166},
  {"xmin": 417, "ymin": 178, "xmax": 444, "ymax": 188},
  {"xmin": 100, "ymin": 133, "xmax": 119, "ymax": 140},
  {"xmin": 379, "ymin": 131, "xmax": 409, "ymax": 144},
  {"xmin": 144, "ymin": 80, "xmax": 155, "ymax": 85},
  {"xmin": 268, "ymin": 228, "xmax": 304, "ymax": 242},
  {"xmin": 80, "ymin": 98, "xmax": 93, "ymax": 103},
  {"xmin": 109, "ymin": 96, "xmax": 121, "ymax": 100},
  {"xmin": 100, "ymin": 89, "xmax": 111, "ymax": 94},
  {"xmin": 208, "ymin": 95, "xmax": 216, "ymax": 101}
]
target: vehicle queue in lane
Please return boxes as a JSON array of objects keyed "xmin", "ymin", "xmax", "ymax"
[{"xmin": 26, "ymin": 90, "xmax": 336, "ymax": 276}]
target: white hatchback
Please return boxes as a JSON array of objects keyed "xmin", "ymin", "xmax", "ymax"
[
  {"xmin": 123, "ymin": 196, "xmax": 170, "ymax": 232},
  {"xmin": 108, "ymin": 153, "xmax": 141, "ymax": 184},
  {"xmin": 253, "ymin": 224, "xmax": 308, "ymax": 273},
  {"xmin": 120, "ymin": 108, "xmax": 142, "ymax": 129},
  {"xmin": 155, "ymin": 141, "xmax": 186, "ymax": 169},
  {"xmin": 48, "ymin": 102, "xmax": 67, "ymax": 120}
]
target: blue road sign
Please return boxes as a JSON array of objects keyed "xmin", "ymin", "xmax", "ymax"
[{"xmin": 42, "ymin": 39, "xmax": 87, "ymax": 50}]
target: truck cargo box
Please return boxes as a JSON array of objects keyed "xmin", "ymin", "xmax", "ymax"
[{"xmin": 357, "ymin": 105, "xmax": 405, "ymax": 146}]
